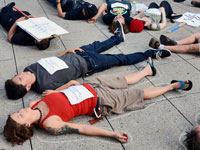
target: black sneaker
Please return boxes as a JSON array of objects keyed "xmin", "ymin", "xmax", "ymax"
[
  {"xmin": 114, "ymin": 20, "xmax": 125, "ymax": 42},
  {"xmin": 149, "ymin": 49, "xmax": 171, "ymax": 59},
  {"xmin": 156, "ymin": 49, "xmax": 172, "ymax": 58},
  {"xmin": 1, "ymin": 2, "xmax": 15, "ymax": 12},
  {"xmin": 160, "ymin": 35, "xmax": 177, "ymax": 46},
  {"xmin": 149, "ymin": 38, "xmax": 160, "ymax": 49}
]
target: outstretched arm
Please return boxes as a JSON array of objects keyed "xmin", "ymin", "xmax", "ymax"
[
  {"xmin": 88, "ymin": 3, "xmax": 107, "ymax": 23},
  {"xmin": 133, "ymin": 10, "xmax": 144, "ymax": 19},
  {"xmin": 45, "ymin": 120, "xmax": 128, "ymax": 143},
  {"xmin": 42, "ymin": 80, "xmax": 80, "ymax": 96},
  {"xmin": 56, "ymin": 48, "xmax": 84, "ymax": 56},
  {"xmin": 56, "ymin": 0, "xmax": 66, "ymax": 18}
]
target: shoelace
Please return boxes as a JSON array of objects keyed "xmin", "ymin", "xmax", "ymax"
[{"xmin": 155, "ymin": 51, "xmax": 162, "ymax": 60}]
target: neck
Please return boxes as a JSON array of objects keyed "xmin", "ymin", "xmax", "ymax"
[
  {"xmin": 30, "ymin": 73, "xmax": 36, "ymax": 85},
  {"xmin": 31, "ymin": 108, "xmax": 41, "ymax": 124}
]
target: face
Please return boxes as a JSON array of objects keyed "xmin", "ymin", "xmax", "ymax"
[
  {"xmin": 11, "ymin": 107, "xmax": 33, "ymax": 126},
  {"xmin": 113, "ymin": 14, "xmax": 125, "ymax": 24},
  {"xmin": 12, "ymin": 72, "xmax": 34, "ymax": 91}
]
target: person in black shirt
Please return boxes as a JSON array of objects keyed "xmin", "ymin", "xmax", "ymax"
[
  {"xmin": 0, "ymin": 2, "xmax": 50, "ymax": 50},
  {"xmin": 88, "ymin": 0, "xmax": 133, "ymax": 34},
  {"xmin": 47, "ymin": 0, "xmax": 98, "ymax": 20}
]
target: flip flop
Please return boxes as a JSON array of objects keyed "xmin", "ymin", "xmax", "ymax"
[
  {"xmin": 171, "ymin": 80, "xmax": 193, "ymax": 91},
  {"xmin": 147, "ymin": 59, "xmax": 156, "ymax": 76}
]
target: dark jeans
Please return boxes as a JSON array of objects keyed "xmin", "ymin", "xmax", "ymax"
[
  {"xmin": 0, "ymin": 7, "xmax": 30, "ymax": 31},
  {"xmin": 148, "ymin": 1, "xmax": 174, "ymax": 18},
  {"xmin": 77, "ymin": 35, "xmax": 157, "ymax": 74}
]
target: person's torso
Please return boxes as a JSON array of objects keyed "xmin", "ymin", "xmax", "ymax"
[
  {"xmin": 140, "ymin": 8, "xmax": 161, "ymax": 24},
  {"xmin": 31, "ymin": 83, "xmax": 97, "ymax": 128},
  {"xmin": 24, "ymin": 53, "xmax": 88, "ymax": 93}
]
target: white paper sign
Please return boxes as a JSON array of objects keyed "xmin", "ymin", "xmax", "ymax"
[
  {"xmin": 37, "ymin": 56, "xmax": 69, "ymax": 75},
  {"xmin": 61, "ymin": 85, "xmax": 94, "ymax": 105},
  {"xmin": 17, "ymin": 17, "xmax": 69, "ymax": 41},
  {"xmin": 175, "ymin": 12, "xmax": 200, "ymax": 27}
]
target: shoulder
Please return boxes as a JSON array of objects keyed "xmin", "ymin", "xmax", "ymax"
[{"xmin": 29, "ymin": 99, "xmax": 41, "ymax": 107}]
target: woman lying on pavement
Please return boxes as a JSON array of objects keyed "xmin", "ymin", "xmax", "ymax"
[
  {"xmin": 4, "ymin": 58, "xmax": 193, "ymax": 146},
  {"xmin": 131, "ymin": 1, "xmax": 176, "ymax": 31}
]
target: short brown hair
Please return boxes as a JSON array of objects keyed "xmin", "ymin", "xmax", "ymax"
[
  {"xmin": 109, "ymin": 22, "xmax": 129, "ymax": 34},
  {"xmin": 4, "ymin": 116, "xmax": 33, "ymax": 146},
  {"xmin": 184, "ymin": 129, "xmax": 200, "ymax": 150}
]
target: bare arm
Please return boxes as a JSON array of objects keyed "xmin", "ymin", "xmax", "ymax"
[
  {"xmin": 45, "ymin": 120, "xmax": 128, "ymax": 143},
  {"xmin": 133, "ymin": 10, "xmax": 144, "ymax": 19},
  {"xmin": 88, "ymin": 3, "xmax": 107, "ymax": 23},
  {"xmin": 56, "ymin": 0, "xmax": 66, "ymax": 18},
  {"xmin": 42, "ymin": 80, "xmax": 80, "ymax": 97},
  {"xmin": 7, "ymin": 17, "xmax": 26, "ymax": 42},
  {"xmin": 56, "ymin": 48, "xmax": 84, "ymax": 57}
]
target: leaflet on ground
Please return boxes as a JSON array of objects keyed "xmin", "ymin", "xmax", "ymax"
[
  {"xmin": 175, "ymin": 12, "xmax": 200, "ymax": 27},
  {"xmin": 16, "ymin": 17, "xmax": 69, "ymax": 41}
]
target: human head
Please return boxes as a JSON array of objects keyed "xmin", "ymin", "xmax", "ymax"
[
  {"xmin": 109, "ymin": 15, "xmax": 129, "ymax": 34},
  {"xmin": 5, "ymin": 72, "xmax": 35, "ymax": 100},
  {"xmin": 184, "ymin": 126, "xmax": 200, "ymax": 150},
  {"xmin": 82, "ymin": 2, "xmax": 98, "ymax": 19},
  {"xmin": 129, "ymin": 19, "xmax": 144, "ymax": 33},
  {"xmin": 4, "ymin": 115, "xmax": 33, "ymax": 146},
  {"xmin": 35, "ymin": 39, "xmax": 50, "ymax": 50}
]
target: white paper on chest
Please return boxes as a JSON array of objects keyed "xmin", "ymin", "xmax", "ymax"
[
  {"xmin": 37, "ymin": 56, "xmax": 69, "ymax": 75},
  {"xmin": 61, "ymin": 85, "xmax": 94, "ymax": 105}
]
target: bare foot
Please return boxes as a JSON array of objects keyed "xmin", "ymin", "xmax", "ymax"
[
  {"xmin": 171, "ymin": 80, "xmax": 190, "ymax": 90},
  {"xmin": 145, "ymin": 57, "xmax": 155, "ymax": 76}
]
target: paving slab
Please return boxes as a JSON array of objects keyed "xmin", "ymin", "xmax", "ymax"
[{"xmin": 0, "ymin": 0, "xmax": 200, "ymax": 149}]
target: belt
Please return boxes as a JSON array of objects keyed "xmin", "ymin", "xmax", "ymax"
[{"xmin": 89, "ymin": 98, "xmax": 102, "ymax": 125}]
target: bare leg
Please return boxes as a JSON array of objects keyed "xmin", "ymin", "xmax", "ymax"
[
  {"xmin": 178, "ymin": 33, "xmax": 200, "ymax": 45},
  {"xmin": 125, "ymin": 58, "xmax": 153, "ymax": 85},
  {"xmin": 143, "ymin": 80, "xmax": 189, "ymax": 100},
  {"xmin": 164, "ymin": 44, "xmax": 199, "ymax": 53}
]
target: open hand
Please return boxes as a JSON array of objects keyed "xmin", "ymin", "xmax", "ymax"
[
  {"xmin": 68, "ymin": 48, "xmax": 84, "ymax": 53},
  {"xmin": 114, "ymin": 132, "xmax": 128, "ymax": 143},
  {"xmin": 42, "ymin": 90, "xmax": 58, "ymax": 97}
]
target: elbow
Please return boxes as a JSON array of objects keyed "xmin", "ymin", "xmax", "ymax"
[{"xmin": 7, "ymin": 36, "xmax": 12, "ymax": 42}]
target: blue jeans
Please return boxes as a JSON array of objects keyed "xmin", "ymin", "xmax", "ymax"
[
  {"xmin": 77, "ymin": 35, "xmax": 157, "ymax": 74},
  {"xmin": 47, "ymin": 0, "xmax": 57, "ymax": 6}
]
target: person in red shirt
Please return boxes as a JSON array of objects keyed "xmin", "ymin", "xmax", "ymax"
[{"xmin": 4, "ymin": 58, "xmax": 192, "ymax": 146}]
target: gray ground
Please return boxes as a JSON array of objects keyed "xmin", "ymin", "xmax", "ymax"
[{"xmin": 0, "ymin": 0, "xmax": 200, "ymax": 149}]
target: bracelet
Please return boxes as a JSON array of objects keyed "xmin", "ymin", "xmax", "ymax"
[{"xmin": 57, "ymin": 2, "xmax": 61, "ymax": 5}]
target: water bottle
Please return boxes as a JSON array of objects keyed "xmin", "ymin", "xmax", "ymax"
[{"xmin": 132, "ymin": 1, "xmax": 136, "ymax": 15}]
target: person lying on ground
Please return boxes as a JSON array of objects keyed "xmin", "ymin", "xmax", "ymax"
[
  {"xmin": 47, "ymin": 0, "xmax": 98, "ymax": 20},
  {"xmin": 149, "ymin": 33, "xmax": 200, "ymax": 54},
  {"xmin": 5, "ymin": 21, "xmax": 171, "ymax": 100},
  {"xmin": 88, "ymin": 0, "xmax": 133, "ymax": 34},
  {"xmin": 0, "ymin": 2, "xmax": 50, "ymax": 50},
  {"xmin": 4, "ymin": 58, "xmax": 193, "ymax": 146},
  {"xmin": 184, "ymin": 125, "xmax": 200, "ymax": 150},
  {"xmin": 130, "ymin": 1, "xmax": 175, "ymax": 32},
  {"xmin": 191, "ymin": 0, "xmax": 200, "ymax": 7}
]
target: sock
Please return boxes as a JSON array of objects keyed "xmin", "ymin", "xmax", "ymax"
[
  {"xmin": 158, "ymin": 44, "xmax": 164, "ymax": 49},
  {"xmin": 176, "ymin": 41, "xmax": 178, "ymax": 44}
]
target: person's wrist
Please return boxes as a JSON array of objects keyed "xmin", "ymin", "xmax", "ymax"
[{"xmin": 56, "ymin": 1, "xmax": 61, "ymax": 5}]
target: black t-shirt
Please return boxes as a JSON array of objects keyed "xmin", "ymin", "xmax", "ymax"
[
  {"xmin": 103, "ymin": 3, "xmax": 132, "ymax": 25},
  {"xmin": 0, "ymin": 10, "xmax": 35, "ymax": 45},
  {"xmin": 24, "ymin": 53, "xmax": 88, "ymax": 93},
  {"xmin": 64, "ymin": 7, "xmax": 85, "ymax": 20},
  {"xmin": 11, "ymin": 27, "xmax": 35, "ymax": 46}
]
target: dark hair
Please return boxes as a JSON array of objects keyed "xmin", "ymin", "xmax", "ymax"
[
  {"xmin": 109, "ymin": 22, "xmax": 129, "ymax": 34},
  {"xmin": 5, "ymin": 79, "xmax": 27, "ymax": 100},
  {"xmin": 36, "ymin": 39, "xmax": 50, "ymax": 50},
  {"xmin": 4, "ymin": 116, "xmax": 33, "ymax": 146},
  {"xmin": 184, "ymin": 129, "xmax": 200, "ymax": 150}
]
